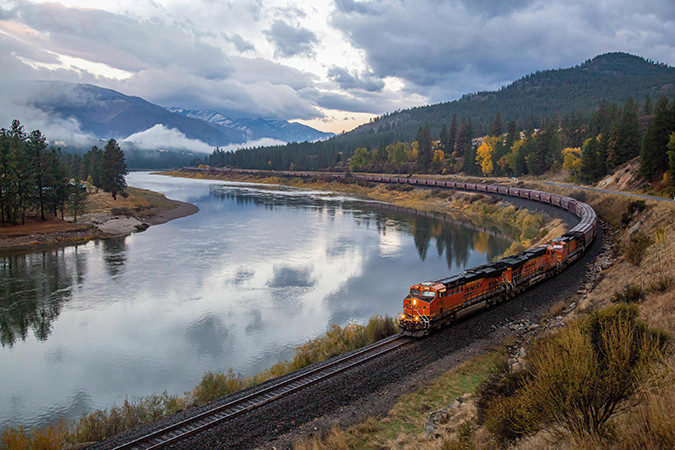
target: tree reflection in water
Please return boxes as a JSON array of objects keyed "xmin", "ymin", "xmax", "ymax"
[
  {"xmin": 101, "ymin": 237, "xmax": 127, "ymax": 278},
  {"xmin": 210, "ymin": 185, "xmax": 512, "ymax": 273},
  {"xmin": 0, "ymin": 246, "xmax": 87, "ymax": 347}
]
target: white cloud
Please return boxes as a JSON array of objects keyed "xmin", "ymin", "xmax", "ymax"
[
  {"xmin": 124, "ymin": 125, "xmax": 214, "ymax": 153},
  {"xmin": 122, "ymin": 126, "xmax": 286, "ymax": 153},
  {"xmin": 218, "ymin": 138, "xmax": 287, "ymax": 152}
]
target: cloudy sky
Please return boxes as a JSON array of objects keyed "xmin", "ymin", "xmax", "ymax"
[{"xmin": 1, "ymin": 0, "xmax": 674, "ymax": 134}]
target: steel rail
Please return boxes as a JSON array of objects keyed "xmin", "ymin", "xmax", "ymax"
[{"xmin": 111, "ymin": 334, "xmax": 410, "ymax": 450}]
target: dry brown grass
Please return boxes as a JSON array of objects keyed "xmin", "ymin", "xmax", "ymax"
[{"xmin": 0, "ymin": 216, "xmax": 87, "ymax": 237}]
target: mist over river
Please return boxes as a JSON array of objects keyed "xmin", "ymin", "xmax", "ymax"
[{"xmin": 0, "ymin": 172, "xmax": 511, "ymax": 430}]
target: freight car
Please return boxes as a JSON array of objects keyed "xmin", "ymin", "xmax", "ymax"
[{"xmin": 398, "ymin": 187, "xmax": 596, "ymax": 336}]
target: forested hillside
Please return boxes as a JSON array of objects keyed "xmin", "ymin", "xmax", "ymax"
[{"xmin": 195, "ymin": 52, "xmax": 675, "ymax": 179}]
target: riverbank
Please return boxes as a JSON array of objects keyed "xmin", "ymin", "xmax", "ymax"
[
  {"xmin": 0, "ymin": 187, "xmax": 198, "ymax": 254},
  {"xmin": 161, "ymin": 169, "xmax": 567, "ymax": 254}
]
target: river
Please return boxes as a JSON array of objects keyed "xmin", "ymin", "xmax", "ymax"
[{"xmin": 0, "ymin": 172, "xmax": 511, "ymax": 430}]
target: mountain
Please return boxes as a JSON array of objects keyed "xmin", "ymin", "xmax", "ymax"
[
  {"xmin": 196, "ymin": 52, "xmax": 675, "ymax": 172},
  {"xmin": 167, "ymin": 108, "xmax": 334, "ymax": 143},
  {"xmin": 10, "ymin": 81, "xmax": 332, "ymax": 149},
  {"xmin": 24, "ymin": 81, "xmax": 248, "ymax": 146},
  {"xmin": 348, "ymin": 52, "xmax": 675, "ymax": 141}
]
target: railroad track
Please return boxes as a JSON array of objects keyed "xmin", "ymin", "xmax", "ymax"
[{"xmin": 111, "ymin": 334, "xmax": 411, "ymax": 450}]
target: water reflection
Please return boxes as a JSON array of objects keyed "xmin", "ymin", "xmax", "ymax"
[
  {"xmin": 0, "ymin": 174, "xmax": 512, "ymax": 430},
  {"xmin": 209, "ymin": 184, "xmax": 511, "ymax": 270},
  {"xmin": 102, "ymin": 238, "xmax": 127, "ymax": 278},
  {"xmin": 0, "ymin": 248, "xmax": 87, "ymax": 347}
]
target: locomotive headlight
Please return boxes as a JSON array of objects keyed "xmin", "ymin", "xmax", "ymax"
[
  {"xmin": 412, "ymin": 299, "xmax": 417, "ymax": 306},
  {"xmin": 414, "ymin": 316, "xmax": 420, "ymax": 322},
  {"xmin": 400, "ymin": 313, "xmax": 405, "ymax": 320}
]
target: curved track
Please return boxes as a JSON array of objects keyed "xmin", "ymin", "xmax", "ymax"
[
  {"xmin": 111, "ymin": 335, "xmax": 410, "ymax": 450},
  {"xmin": 107, "ymin": 168, "xmax": 599, "ymax": 449}
]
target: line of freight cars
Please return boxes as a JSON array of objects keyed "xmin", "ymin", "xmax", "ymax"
[{"xmin": 224, "ymin": 168, "xmax": 598, "ymax": 336}]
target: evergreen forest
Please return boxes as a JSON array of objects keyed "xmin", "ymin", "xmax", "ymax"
[{"xmin": 0, "ymin": 120, "xmax": 128, "ymax": 224}]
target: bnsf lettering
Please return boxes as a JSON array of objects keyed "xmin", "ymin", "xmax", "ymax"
[{"xmin": 463, "ymin": 281, "xmax": 482, "ymax": 296}]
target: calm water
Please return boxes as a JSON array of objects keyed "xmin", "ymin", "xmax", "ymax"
[{"xmin": 0, "ymin": 172, "xmax": 511, "ymax": 430}]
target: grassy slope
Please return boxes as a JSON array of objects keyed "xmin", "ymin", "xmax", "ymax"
[{"xmin": 288, "ymin": 174, "xmax": 675, "ymax": 449}]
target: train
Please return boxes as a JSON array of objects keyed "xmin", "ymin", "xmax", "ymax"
[
  {"xmin": 395, "ymin": 182, "xmax": 597, "ymax": 337},
  {"xmin": 189, "ymin": 167, "xmax": 598, "ymax": 336}
]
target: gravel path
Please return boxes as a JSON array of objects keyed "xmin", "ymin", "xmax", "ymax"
[{"xmin": 90, "ymin": 222, "xmax": 604, "ymax": 450}]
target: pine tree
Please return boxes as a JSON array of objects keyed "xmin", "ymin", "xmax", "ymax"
[
  {"xmin": 640, "ymin": 96, "xmax": 673, "ymax": 180},
  {"xmin": 27, "ymin": 130, "xmax": 49, "ymax": 221},
  {"xmin": 490, "ymin": 112, "xmax": 503, "ymax": 137},
  {"xmin": 416, "ymin": 124, "xmax": 433, "ymax": 172},
  {"xmin": 8, "ymin": 120, "xmax": 32, "ymax": 224},
  {"xmin": 439, "ymin": 123, "xmax": 448, "ymax": 152},
  {"xmin": 616, "ymin": 97, "xmax": 641, "ymax": 163},
  {"xmin": 457, "ymin": 118, "xmax": 474, "ymax": 157},
  {"xmin": 448, "ymin": 114, "xmax": 457, "ymax": 155},
  {"xmin": 643, "ymin": 96, "xmax": 652, "ymax": 117},
  {"xmin": 101, "ymin": 139, "xmax": 128, "ymax": 200},
  {"xmin": 582, "ymin": 137, "xmax": 601, "ymax": 181}
]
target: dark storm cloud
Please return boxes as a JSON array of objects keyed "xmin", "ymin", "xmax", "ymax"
[
  {"xmin": 330, "ymin": 0, "xmax": 675, "ymax": 103},
  {"xmin": 263, "ymin": 20, "xmax": 319, "ymax": 58},
  {"xmin": 327, "ymin": 67, "xmax": 385, "ymax": 92}
]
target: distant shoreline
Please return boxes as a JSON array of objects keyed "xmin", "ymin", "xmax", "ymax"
[{"xmin": 0, "ymin": 189, "xmax": 199, "ymax": 255}]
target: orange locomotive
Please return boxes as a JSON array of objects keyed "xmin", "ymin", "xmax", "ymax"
[{"xmin": 398, "ymin": 232, "xmax": 586, "ymax": 337}]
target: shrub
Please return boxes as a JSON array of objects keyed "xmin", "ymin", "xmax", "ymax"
[
  {"xmin": 71, "ymin": 393, "xmax": 189, "ymax": 443},
  {"xmin": 477, "ymin": 356, "xmax": 538, "ymax": 442},
  {"xmin": 611, "ymin": 284, "xmax": 645, "ymax": 304},
  {"xmin": 385, "ymin": 183, "xmax": 413, "ymax": 192},
  {"xmin": 192, "ymin": 370, "xmax": 246, "ymax": 406},
  {"xmin": 659, "ymin": 185, "xmax": 675, "ymax": 199},
  {"xmin": 648, "ymin": 275, "xmax": 674, "ymax": 294},
  {"xmin": 570, "ymin": 190, "xmax": 588, "ymax": 202},
  {"xmin": 528, "ymin": 304, "xmax": 668, "ymax": 437},
  {"xmin": 481, "ymin": 304, "xmax": 668, "ymax": 442},
  {"xmin": 625, "ymin": 232, "xmax": 653, "ymax": 266},
  {"xmin": 356, "ymin": 179, "xmax": 374, "ymax": 188}
]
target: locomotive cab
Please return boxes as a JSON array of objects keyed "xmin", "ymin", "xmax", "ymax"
[{"xmin": 399, "ymin": 282, "xmax": 445, "ymax": 336}]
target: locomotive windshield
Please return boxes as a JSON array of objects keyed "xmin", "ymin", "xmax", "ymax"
[{"xmin": 410, "ymin": 288, "xmax": 435, "ymax": 300}]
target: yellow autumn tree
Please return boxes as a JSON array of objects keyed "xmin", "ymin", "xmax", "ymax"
[
  {"xmin": 562, "ymin": 147, "xmax": 582, "ymax": 179},
  {"xmin": 475, "ymin": 136, "xmax": 500, "ymax": 176}
]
